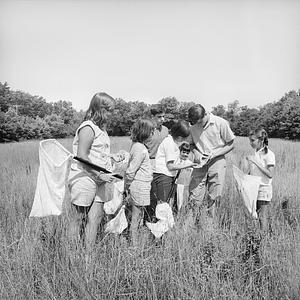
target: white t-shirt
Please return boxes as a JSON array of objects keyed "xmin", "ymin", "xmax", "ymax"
[
  {"xmin": 250, "ymin": 148, "xmax": 275, "ymax": 186},
  {"xmin": 154, "ymin": 135, "xmax": 179, "ymax": 177}
]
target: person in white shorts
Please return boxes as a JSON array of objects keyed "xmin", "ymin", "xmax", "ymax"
[
  {"xmin": 245, "ymin": 127, "xmax": 275, "ymax": 232},
  {"xmin": 68, "ymin": 92, "xmax": 124, "ymax": 250}
]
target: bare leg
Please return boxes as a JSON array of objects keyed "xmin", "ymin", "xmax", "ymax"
[
  {"xmin": 130, "ymin": 204, "xmax": 143, "ymax": 247},
  {"xmin": 85, "ymin": 201, "xmax": 104, "ymax": 252},
  {"xmin": 68, "ymin": 204, "xmax": 87, "ymax": 245},
  {"xmin": 188, "ymin": 168, "xmax": 207, "ymax": 226},
  {"xmin": 257, "ymin": 201, "xmax": 269, "ymax": 232}
]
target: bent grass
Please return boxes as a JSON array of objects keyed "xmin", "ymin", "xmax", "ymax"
[{"xmin": 0, "ymin": 137, "xmax": 299, "ymax": 299}]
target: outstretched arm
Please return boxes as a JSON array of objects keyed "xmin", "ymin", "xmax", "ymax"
[{"xmin": 167, "ymin": 160, "xmax": 197, "ymax": 171}]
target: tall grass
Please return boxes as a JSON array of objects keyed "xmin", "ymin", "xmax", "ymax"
[{"xmin": 0, "ymin": 137, "xmax": 299, "ymax": 299}]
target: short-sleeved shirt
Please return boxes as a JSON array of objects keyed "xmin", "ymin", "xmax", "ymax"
[
  {"xmin": 155, "ymin": 135, "xmax": 179, "ymax": 177},
  {"xmin": 189, "ymin": 113, "xmax": 235, "ymax": 155},
  {"xmin": 250, "ymin": 148, "xmax": 275, "ymax": 186},
  {"xmin": 146, "ymin": 125, "xmax": 169, "ymax": 159},
  {"xmin": 125, "ymin": 142, "xmax": 153, "ymax": 183}
]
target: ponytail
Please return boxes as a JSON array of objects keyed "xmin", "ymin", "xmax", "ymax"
[
  {"xmin": 261, "ymin": 129, "xmax": 268, "ymax": 153},
  {"xmin": 249, "ymin": 127, "xmax": 269, "ymax": 153}
]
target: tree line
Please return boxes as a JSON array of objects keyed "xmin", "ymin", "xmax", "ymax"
[{"xmin": 0, "ymin": 82, "xmax": 299, "ymax": 142}]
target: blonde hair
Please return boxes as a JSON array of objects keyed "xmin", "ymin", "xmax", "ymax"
[{"xmin": 84, "ymin": 92, "xmax": 115, "ymax": 129}]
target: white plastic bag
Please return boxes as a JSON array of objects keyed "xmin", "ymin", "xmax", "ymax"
[
  {"xmin": 30, "ymin": 139, "xmax": 72, "ymax": 217},
  {"xmin": 103, "ymin": 180, "xmax": 124, "ymax": 215},
  {"xmin": 146, "ymin": 202, "xmax": 175, "ymax": 238},
  {"xmin": 112, "ymin": 150, "xmax": 130, "ymax": 176},
  {"xmin": 232, "ymin": 165, "xmax": 261, "ymax": 219},
  {"xmin": 176, "ymin": 184, "xmax": 185, "ymax": 211},
  {"xmin": 104, "ymin": 205, "xmax": 128, "ymax": 234}
]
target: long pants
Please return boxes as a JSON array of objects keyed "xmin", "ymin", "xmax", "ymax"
[
  {"xmin": 145, "ymin": 173, "xmax": 174, "ymax": 221},
  {"xmin": 188, "ymin": 156, "xmax": 227, "ymax": 222}
]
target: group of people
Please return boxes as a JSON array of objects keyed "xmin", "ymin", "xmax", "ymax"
[{"xmin": 67, "ymin": 92, "xmax": 276, "ymax": 250}]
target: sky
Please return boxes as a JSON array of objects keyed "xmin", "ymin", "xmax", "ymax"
[{"xmin": 0, "ymin": 0, "xmax": 300, "ymax": 111}]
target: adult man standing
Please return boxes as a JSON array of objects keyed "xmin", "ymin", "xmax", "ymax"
[
  {"xmin": 146, "ymin": 107, "xmax": 169, "ymax": 170},
  {"xmin": 145, "ymin": 107, "xmax": 169, "ymax": 221},
  {"xmin": 187, "ymin": 104, "xmax": 235, "ymax": 228}
]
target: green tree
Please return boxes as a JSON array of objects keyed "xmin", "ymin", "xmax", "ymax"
[
  {"xmin": 234, "ymin": 106, "xmax": 260, "ymax": 136},
  {"xmin": 259, "ymin": 90, "xmax": 300, "ymax": 139},
  {"xmin": 0, "ymin": 82, "xmax": 11, "ymax": 112},
  {"xmin": 109, "ymin": 98, "xmax": 132, "ymax": 136},
  {"xmin": 157, "ymin": 97, "xmax": 180, "ymax": 127},
  {"xmin": 2, "ymin": 108, "xmax": 23, "ymax": 141},
  {"xmin": 44, "ymin": 114, "xmax": 66, "ymax": 138},
  {"xmin": 178, "ymin": 101, "xmax": 196, "ymax": 121},
  {"xmin": 212, "ymin": 104, "xmax": 226, "ymax": 118},
  {"xmin": 129, "ymin": 101, "xmax": 150, "ymax": 121}
]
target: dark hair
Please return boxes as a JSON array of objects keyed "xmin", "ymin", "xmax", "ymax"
[
  {"xmin": 150, "ymin": 105, "xmax": 165, "ymax": 116},
  {"xmin": 84, "ymin": 92, "xmax": 115, "ymax": 129},
  {"xmin": 249, "ymin": 127, "xmax": 269, "ymax": 153},
  {"xmin": 170, "ymin": 120, "xmax": 190, "ymax": 139},
  {"xmin": 188, "ymin": 104, "xmax": 206, "ymax": 123},
  {"xmin": 131, "ymin": 118, "xmax": 154, "ymax": 143},
  {"xmin": 179, "ymin": 141, "xmax": 191, "ymax": 153}
]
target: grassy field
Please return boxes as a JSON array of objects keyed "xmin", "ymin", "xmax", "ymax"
[{"xmin": 0, "ymin": 136, "xmax": 299, "ymax": 299}]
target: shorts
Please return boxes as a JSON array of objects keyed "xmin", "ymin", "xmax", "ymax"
[
  {"xmin": 129, "ymin": 180, "xmax": 151, "ymax": 207},
  {"xmin": 257, "ymin": 185, "xmax": 272, "ymax": 202},
  {"xmin": 69, "ymin": 175, "xmax": 114, "ymax": 207}
]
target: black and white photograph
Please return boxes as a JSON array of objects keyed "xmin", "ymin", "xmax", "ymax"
[{"xmin": 0, "ymin": 0, "xmax": 299, "ymax": 299}]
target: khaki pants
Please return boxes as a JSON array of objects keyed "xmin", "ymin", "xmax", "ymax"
[{"xmin": 188, "ymin": 156, "xmax": 227, "ymax": 225}]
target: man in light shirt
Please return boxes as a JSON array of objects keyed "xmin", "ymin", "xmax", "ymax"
[
  {"xmin": 187, "ymin": 104, "xmax": 235, "ymax": 228},
  {"xmin": 146, "ymin": 107, "xmax": 169, "ymax": 170},
  {"xmin": 144, "ymin": 107, "xmax": 169, "ymax": 221}
]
